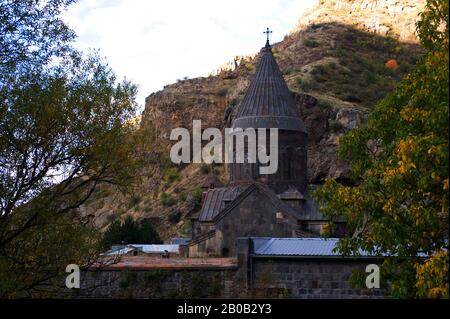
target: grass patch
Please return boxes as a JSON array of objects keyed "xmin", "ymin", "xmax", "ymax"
[
  {"xmin": 160, "ymin": 192, "xmax": 176, "ymax": 207},
  {"xmin": 302, "ymin": 38, "xmax": 320, "ymax": 48},
  {"xmin": 163, "ymin": 167, "xmax": 179, "ymax": 183},
  {"xmin": 127, "ymin": 194, "xmax": 141, "ymax": 209}
]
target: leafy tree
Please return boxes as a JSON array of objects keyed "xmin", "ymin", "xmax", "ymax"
[
  {"xmin": 0, "ymin": 0, "xmax": 76, "ymax": 76},
  {"xmin": 102, "ymin": 216, "xmax": 162, "ymax": 249},
  {"xmin": 313, "ymin": 0, "xmax": 448, "ymax": 298},
  {"xmin": 0, "ymin": 0, "xmax": 145, "ymax": 297}
]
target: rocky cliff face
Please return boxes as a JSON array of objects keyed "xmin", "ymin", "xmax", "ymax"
[
  {"xmin": 293, "ymin": 0, "xmax": 425, "ymax": 42},
  {"xmin": 82, "ymin": 0, "xmax": 425, "ymax": 241}
]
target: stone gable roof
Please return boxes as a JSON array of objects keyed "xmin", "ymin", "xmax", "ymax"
[
  {"xmin": 212, "ymin": 182, "xmax": 302, "ymax": 223},
  {"xmin": 197, "ymin": 186, "xmax": 243, "ymax": 222},
  {"xmin": 195, "ymin": 183, "xmax": 327, "ymax": 223}
]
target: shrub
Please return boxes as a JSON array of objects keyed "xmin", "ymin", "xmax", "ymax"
[
  {"xmin": 363, "ymin": 70, "xmax": 377, "ymax": 84},
  {"xmin": 296, "ymin": 77, "xmax": 313, "ymax": 92},
  {"xmin": 229, "ymin": 99, "xmax": 238, "ymax": 107},
  {"xmin": 218, "ymin": 87, "xmax": 228, "ymax": 96},
  {"xmin": 311, "ymin": 64, "xmax": 325, "ymax": 75},
  {"xmin": 336, "ymin": 45, "xmax": 344, "ymax": 57},
  {"xmin": 127, "ymin": 194, "xmax": 141, "ymax": 209},
  {"xmin": 119, "ymin": 270, "xmax": 137, "ymax": 289},
  {"xmin": 106, "ymin": 213, "xmax": 119, "ymax": 223},
  {"xmin": 168, "ymin": 211, "xmax": 182, "ymax": 224},
  {"xmin": 385, "ymin": 59, "xmax": 399, "ymax": 69},
  {"xmin": 200, "ymin": 164, "xmax": 211, "ymax": 174},
  {"xmin": 160, "ymin": 192, "xmax": 175, "ymax": 206},
  {"xmin": 311, "ymin": 65, "xmax": 328, "ymax": 83},
  {"xmin": 302, "ymin": 38, "xmax": 320, "ymax": 48},
  {"xmin": 283, "ymin": 67, "xmax": 295, "ymax": 75},
  {"xmin": 179, "ymin": 219, "xmax": 192, "ymax": 237},
  {"xmin": 163, "ymin": 167, "xmax": 179, "ymax": 183},
  {"xmin": 244, "ymin": 63, "xmax": 255, "ymax": 72},
  {"xmin": 192, "ymin": 187, "xmax": 203, "ymax": 205},
  {"xmin": 102, "ymin": 216, "xmax": 162, "ymax": 248},
  {"xmin": 329, "ymin": 119, "xmax": 344, "ymax": 132},
  {"xmin": 173, "ymin": 186, "xmax": 182, "ymax": 193}
]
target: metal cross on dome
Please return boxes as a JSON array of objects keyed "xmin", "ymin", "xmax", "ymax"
[{"xmin": 263, "ymin": 27, "xmax": 273, "ymax": 46}]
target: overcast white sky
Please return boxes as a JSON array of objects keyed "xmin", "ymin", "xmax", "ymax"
[{"xmin": 63, "ymin": 0, "xmax": 316, "ymax": 111}]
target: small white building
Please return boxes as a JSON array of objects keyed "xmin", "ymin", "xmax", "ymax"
[{"xmin": 105, "ymin": 244, "xmax": 180, "ymax": 257}]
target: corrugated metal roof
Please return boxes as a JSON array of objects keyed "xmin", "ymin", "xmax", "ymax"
[
  {"xmin": 232, "ymin": 44, "xmax": 306, "ymax": 132},
  {"xmin": 253, "ymin": 238, "xmax": 341, "ymax": 256},
  {"xmin": 252, "ymin": 238, "xmax": 429, "ymax": 257}
]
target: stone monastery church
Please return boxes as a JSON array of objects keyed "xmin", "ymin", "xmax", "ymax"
[{"xmin": 187, "ymin": 38, "xmax": 345, "ymax": 257}]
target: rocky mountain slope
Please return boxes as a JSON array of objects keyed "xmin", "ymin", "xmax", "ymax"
[{"xmin": 80, "ymin": 0, "xmax": 425, "ymax": 241}]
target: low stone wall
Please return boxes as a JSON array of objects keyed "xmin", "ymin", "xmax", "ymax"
[
  {"xmin": 248, "ymin": 257, "xmax": 387, "ymax": 298},
  {"xmin": 74, "ymin": 268, "xmax": 240, "ymax": 299},
  {"xmin": 67, "ymin": 238, "xmax": 389, "ymax": 299},
  {"xmin": 69, "ymin": 257, "xmax": 387, "ymax": 299}
]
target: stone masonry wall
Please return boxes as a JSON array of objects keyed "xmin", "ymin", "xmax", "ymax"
[
  {"xmin": 69, "ymin": 257, "xmax": 387, "ymax": 299},
  {"xmin": 249, "ymin": 257, "xmax": 388, "ymax": 299},
  {"xmin": 73, "ymin": 268, "xmax": 240, "ymax": 299}
]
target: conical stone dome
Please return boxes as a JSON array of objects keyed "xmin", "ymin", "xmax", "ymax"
[
  {"xmin": 229, "ymin": 41, "xmax": 308, "ymax": 194},
  {"xmin": 232, "ymin": 44, "xmax": 306, "ymax": 133}
]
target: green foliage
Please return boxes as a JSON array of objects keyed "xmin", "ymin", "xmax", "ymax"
[
  {"xmin": 363, "ymin": 70, "xmax": 377, "ymax": 85},
  {"xmin": 296, "ymin": 76, "xmax": 313, "ymax": 92},
  {"xmin": 0, "ymin": 207, "xmax": 101, "ymax": 298},
  {"xmin": 106, "ymin": 212, "xmax": 119, "ymax": 223},
  {"xmin": 183, "ymin": 272, "xmax": 222, "ymax": 298},
  {"xmin": 218, "ymin": 87, "xmax": 229, "ymax": 96},
  {"xmin": 173, "ymin": 186, "xmax": 182, "ymax": 193},
  {"xmin": 192, "ymin": 187, "xmax": 203, "ymax": 205},
  {"xmin": 415, "ymin": 249, "xmax": 449, "ymax": 298},
  {"xmin": 335, "ymin": 45, "xmax": 344, "ymax": 57},
  {"xmin": 0, "ymin": 0, "xmax": 145, "ymax": 298},
  {"xmin": 128, "ymin": 194, "xmax": 142, "ymax": 209},
  {"xmin": 160, "ymin": 192, "xmax": 175, "ymax": 206},
  {"xmin": 311, "ymin": 63, "xmax": 337, "ymax": 83},
  {"xmin": 119, "ymin": 269, "xmax": 138, "ymax": 289},
  {"xmin": 349, "ymin": 269, "xmax": 367, "ymax": 289},
  {"xmin": 229, "ymin": 99, "xmax": 238, "ymax": 107},
  {"xmin": 200, "ymin": 163, "xmax": 211, "ymax": 175},
  {"xmin": 302, "ymin": 38, "xmax": 320, "ymax": 48},
  {"xmin": 143, "ymin": 269, "xmax": 173, "ymax": 292},
  {"xmin": 179, "ymin": 219, "xmax": 192, "ymax": 237},
  {"xmin": 193, "ymin": 273, "xmax": 221, "ymax": 298},
  {"xmin": 283, "ymin": 67, "xmax": 296, "ymax": 75},
  {"xmin": 0, "ymin": 0, "xmax": 76, "ymax": 76},
  {"xmin": 101, "ymin": 216, "xmax": 162, "ymax": 249},
  {"xmin": 313, "ymin": 0, "xmax": 449, "ymax": 298},
  {"xmin": 168, "ymin": 211, "xmax": 181, "ymax": 224},
  {"xmin": 329, "ymin": 119, "xmax": 344, "ymax": 132},
  {"xmin": 163, "ymin": 167, "xmax": 179, "ymax": 183},
  {"xmin": 328, "ymin": 25, "xmax": 422, "ymax": 107}
]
